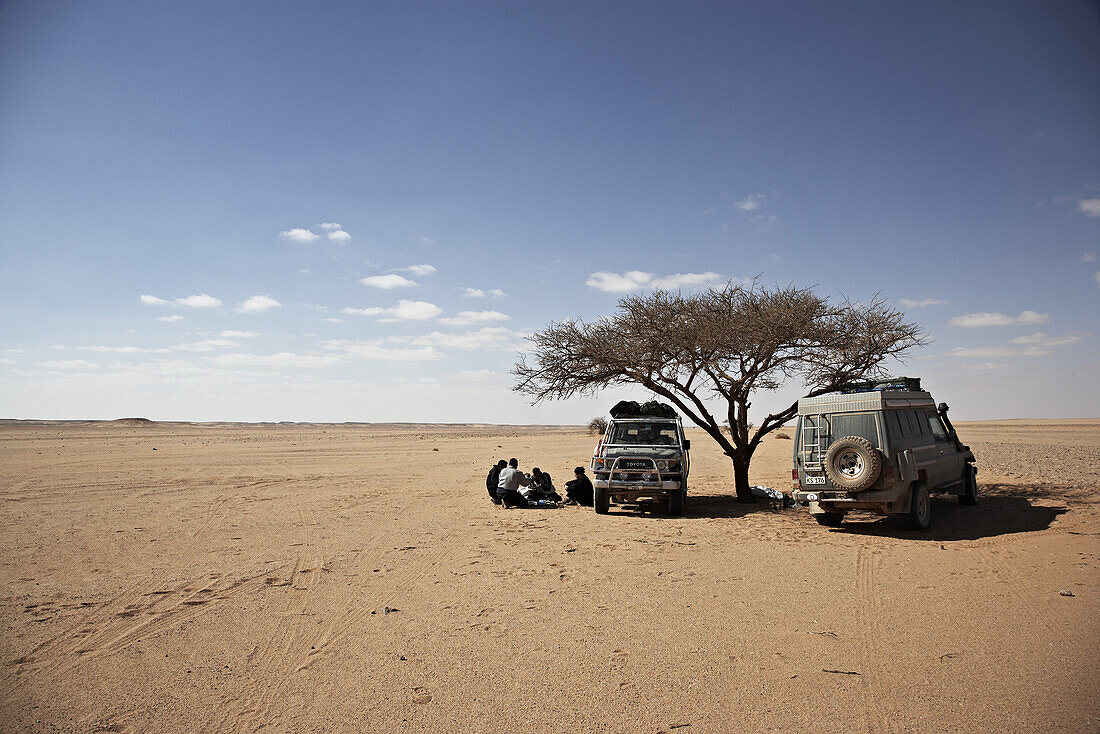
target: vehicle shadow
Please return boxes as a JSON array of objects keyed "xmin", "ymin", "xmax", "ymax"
[
  {"xmin": 604, "ymin": 493, "xmax": 773, "ymax": 520},
  {"xmin": 828, "ymin": 483, "xmax": 1074, "ymax": 541}
]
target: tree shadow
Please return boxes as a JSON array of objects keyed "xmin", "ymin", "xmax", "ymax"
[{"xmin": 828, "ymin": 483, "xmax": 1074, "ymax": 541}]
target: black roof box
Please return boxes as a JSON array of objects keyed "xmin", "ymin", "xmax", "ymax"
[{"xmin": 609, "ymin": 400, "xmax": 678, "ymax": 419}]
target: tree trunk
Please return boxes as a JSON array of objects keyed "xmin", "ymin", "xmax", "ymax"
[{"xmin": 732, "ymin": 456, "xmax": 755, "ymax": 503}]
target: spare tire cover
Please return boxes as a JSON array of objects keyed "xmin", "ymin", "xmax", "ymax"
[{"xmin": 824, "ymin": 436, "xmax": 883, "ymax": 491}]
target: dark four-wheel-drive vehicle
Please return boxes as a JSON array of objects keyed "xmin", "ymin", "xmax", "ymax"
[
  {"xmin": 790, "ymin": 378, "xmax": 977, "ymax": 530},
  {"xmin": 591, "ymin": 401, "xmax": 691, "ymax": 516}
]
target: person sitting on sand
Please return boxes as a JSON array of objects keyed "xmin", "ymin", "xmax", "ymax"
[
  {"xmin": 496, "ymin": 458, "xmax": 531, "ymax": 508},
  {"xmin": 486, "ymin": 459, "xmax": 507, "ymax": 504},
  {"xmin": 563, "ymin": 466, "xmax": 594, "ymax": 506},
  {"xmin": 525, "ymin": 467, "xmax": 562, "ymax": 503}
]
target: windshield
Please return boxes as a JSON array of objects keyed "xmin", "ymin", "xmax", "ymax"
[{"xmin": 608, "ymin": 421, "xmax": 679, "ymax": 446}]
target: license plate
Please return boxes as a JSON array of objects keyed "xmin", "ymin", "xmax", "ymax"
[
  {"xmin": 832, "ymin": 492, "xmax": 850, "ymax": 500},
  {"xmin": 804, "ymin": 475, "xmax": 826, "ymax": 485}
]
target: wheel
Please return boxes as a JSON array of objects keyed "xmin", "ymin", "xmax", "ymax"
[
  {"xmin": 902, "ymin": 483, "xmax": 931, "ymax": 530},
  {"xmin": 959, "ymin": 465, "xmax": 978, "ymax": 505},
  {"xmin": 824, "ymin": 436, "xmax": 882, "ymax": 491},
  {"xmin": 668, "ymin": 489, "xmax": 684, "ymax": 516},
  {"xmin": 815, "ymin": 512, "xmax": 845, "ymax": 527},
  {"xmin": 594, "ymin": 486, "xmax": 610, "ymax": 514}
]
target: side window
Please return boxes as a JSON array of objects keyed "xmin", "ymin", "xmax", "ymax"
[
  {"xmin": 897, "ymin": 410, "xmax": 914, "ymax": 437},
  {"xmin": 887, "ymin": 411, "xmax": 904, "ymax": 439},
  {"xmin": 926, "ymin": 411, "xmax": 948, "ymax": 441},
  {"xmin": 906, "ymin": 409, "xmax": 926, "ymax": 435}
]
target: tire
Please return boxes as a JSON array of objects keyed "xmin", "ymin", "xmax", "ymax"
[
  {"xmin": 668, "ymin": 490, "xmax": 684, "ymax": 517},
  {"xmin": 959, "ymin": 465, "xmax": 978, "ymax": 505},
  {"xmin": 815, "ymin": 512, "xmax": 845, "ymax": 527},
  {"xmin": 594, "ymin": 486, "xmax": 610, "ymax": 514},
  {"xmin": 902, "ymin": 483, "xmax": 932, "ymax": 530},
  {"xmin": 824, "ymin": 436, "xmax": 883, "ymax": 491}
]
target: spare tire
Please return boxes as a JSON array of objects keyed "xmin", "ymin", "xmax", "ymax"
[{"xmin": 824, "ymin": 436, "xmax": 882, "ymax": 491}]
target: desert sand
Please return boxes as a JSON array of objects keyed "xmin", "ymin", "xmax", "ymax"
[{"xmin": 1, "ymin": 419, "xmax": 1097, "ymax": 733}]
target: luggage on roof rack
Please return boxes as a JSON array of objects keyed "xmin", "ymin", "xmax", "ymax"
[
  {"xmin": 838, "ymin": 377, "xmax": 922, "ymax": 394},
  {"xmin": 609, "ymin": 400, "xmax": 679, "ymax": 419}
]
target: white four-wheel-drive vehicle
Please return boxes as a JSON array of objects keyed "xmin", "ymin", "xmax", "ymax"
[
  {"xmin": 591, "ymin": 401, "xmax": 691, "ymax": 516},
  {"xmin": 790, "ymin": 378, "xmax": 977, "ymax": 530}
]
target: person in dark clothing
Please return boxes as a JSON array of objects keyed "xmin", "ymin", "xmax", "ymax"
[
  {"xmin": 486, "ymin": 459, "xmax": 507, "ymax": 504},
  {"xmin": 564, "ymin": 466, "xmax": 594, "ymax": 506},
  {"xmin": 527, "ymin": 467, "xmax": 562, "ymax": 503}
]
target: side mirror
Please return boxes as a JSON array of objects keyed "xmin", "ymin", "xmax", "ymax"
[
  {"xmin": 937, "ymin": 402, "xmax": 949, "ymax": 414},
  {"xmin": 683, "ymin": 439, "xmax": 691, "ymax": 451}
]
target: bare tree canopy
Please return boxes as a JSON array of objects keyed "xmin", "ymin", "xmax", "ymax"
[{"xmin": 513, "ymin": 281, "xmax": 926, "ymax": 502}]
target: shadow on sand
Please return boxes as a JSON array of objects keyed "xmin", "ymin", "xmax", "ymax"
[
  {"xmin": 603, "ymin": 493, "xmax": 773, "ymax": 520},
  {"xmin": 828, "ymin": 483, "xmax": 1074, "ymax": 541},
  {"xmin": 604, "ymin": 483, "xmax": 1079, "ymax": 542}
]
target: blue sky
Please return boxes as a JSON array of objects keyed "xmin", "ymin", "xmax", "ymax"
[{"xmin": 1, "ymin": 1, "xmax": 1097, "ymax": 422}]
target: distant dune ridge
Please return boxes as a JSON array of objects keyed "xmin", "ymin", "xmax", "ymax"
[{"xmin": 108, "ymin": 417, "xmax": 157, "ymax": 426}]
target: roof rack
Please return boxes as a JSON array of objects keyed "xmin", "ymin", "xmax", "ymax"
[{"xmin": 837, "ymin": 377, "xmax": 922, "ymax": 394}]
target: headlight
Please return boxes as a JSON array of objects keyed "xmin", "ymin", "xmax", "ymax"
[{"xmin": 656, "ymin": 460, "xmax": 669, "ymax": 472}]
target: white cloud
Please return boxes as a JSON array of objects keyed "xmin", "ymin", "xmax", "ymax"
[
  {"xmin": 462, "ymin": 287, "xmax": 506, "ymax": 298},
  {"xmin": 899, "ymin": 298, "xmax": 948, "ymax": 308},
  {"xmin": 586, "ymin": 270, "xmax": 725, "ymax": 293},
  {"xmin": 39, "ymin": 359, "xmax": 98, "ymax": 370},
  {"xmin": 143, "ymin": 293, "xmax": 222, "ymax": 309},
  {"xmin": 81, "ymin": 345, "xmax": 170, "ymax": 354},
  {"xmin": 410, "ymin": 327, "xmax": 527, "ymax": 351},
  {"xmin": 1009, "ymin": 332, "xmax": 1084, "ymax": 348},
  {"xmin": 207, "ymin": 352, "xmax": 343, "ymax": 368},
  {"xmin": 173, "ymin": 339, "xmax": 238, "ymax": 352},
  {"xmin": 454, "ymin": 369, "xmax": 499, "ymax": 380},
  {"xmin": 1078, "ymin": 199, "xmax": 1100, "ymax": 217},
  {"xmin": 437, "ymin": 310, "xmax": 510, "ymax": 327},
  {"xmin": 175, "ymin": 293, "xmax": 222, "ymax": 309},
  {"xmin": 327, "ymin": 230, "xmax": 351, "ymax": 243},
  {"xmin": 1079, "ymin": 252, "xmax": 1097, "ymax": 263},
  {"xmin": 0, "ymin": 358, "xmax": 15, "ymax": 366},
  {"xmin": 360, "ymin": 274, "xmax": 417, "ymax": 289},
  {"xmin": 947, "ymin": 310, "xmax": 1049, "ymax": 328},
  {"xmin": 650, "ymin": 272, "xmax": 725, "ymax": 289},
  {"xmin": 1094, "ymin": 271, "xmax": 1100, "ymax": 287},
  {"xmin": 586, "ymin": 271, "xmax": 654, "ymax": 292},
  {"xmin": 279, "ymin": 228, "xmax": 321, "ymax": 243},
  {"xmin": 220, "ymin": 330, "xmax": 259, "ymax": 338},
  {"xmin": 947, "ymin": 346, "xmax": 1020, "ymax": 359},
  {"xmin": 342, "ymin": 300, "xmax": 443, "ymax": 321},
  {"xmin": 319, "ymin": 317, "xmax": 344, "ymax": 323},
  {"xmin": 400, "ymin": 264, "xmax": 437, "ymax": 276},
  {"xmin": 735, "ymin": 193, "xmax": 764, "ymax": 211},
  {"xmin": 324, "ymin": 339, "xmax": 444, "ymax": 362},
  {"xmin": 236, "ymin": 295, "xmax": 281, "ymax": 314},
  {"xmin": 157, "ymin": 315, "xmax": 184, "ymax": 322},
  {"xmin": 420, "ymin": 235, "xmax": 434, "ymax": 244},
  {"xmin": 318, "ymin": 222, "xmax": 342, "ymax": 231}
]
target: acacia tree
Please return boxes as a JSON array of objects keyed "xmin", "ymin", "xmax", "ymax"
[{"xmin": 512, "ymin": 282, "xmax": 925, "ymax": 502}]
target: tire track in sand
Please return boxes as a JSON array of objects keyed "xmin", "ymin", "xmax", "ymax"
[{"xmin": 854, "ymin": 545, "xmax": 901, "ymax": 734}]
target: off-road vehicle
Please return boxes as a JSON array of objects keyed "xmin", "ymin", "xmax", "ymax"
[
  {"xmin": 790, "ymin": 378, "xmax": 977, "ymax": 530},
  {"xmin": 591, "ymin": 401, "xmax": 691, "ymax": 516}
]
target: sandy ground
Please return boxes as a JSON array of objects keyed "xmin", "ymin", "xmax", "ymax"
[{"xmin": 0, "ymin": 419, "xmax": 1097, "ymax": 733}]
